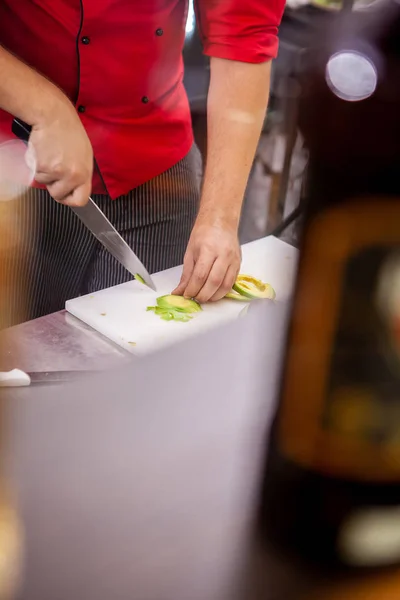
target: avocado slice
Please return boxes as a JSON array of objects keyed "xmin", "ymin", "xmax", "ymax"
[
  {"xmin": 225, "ymin": 290, "xmax": 250, "ymax": 302},
  {"xmin": 146, "ymin": 294, "xmax": 202, "ymax": 323},
  {"xmin": 233, "ymin": 275, "xmax": 276, "ymax": 300},
  {"xmin": 156, "ymin": 295, "xmax": 202, "ymax": 313}
]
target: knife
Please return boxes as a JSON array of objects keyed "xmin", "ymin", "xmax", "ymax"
[
  {"xmin": 0, "ymin": 368, "xmax": 98, "ymax": 387},
  {"xmin": 71, "ymin": 198, "xmax": 156, "ymax": 291},
  {"xmin": 12, "ymin": 118, "xmax": 156, "ymax": 292}
]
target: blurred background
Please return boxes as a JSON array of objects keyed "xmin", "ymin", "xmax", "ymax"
[{"xmin": 183, "ymin": 0, "xmax": 385, "ymax": 247}]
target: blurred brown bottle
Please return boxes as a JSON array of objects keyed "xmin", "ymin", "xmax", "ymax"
[{"xmin": 259, "ymin": 1, "xmax": 400, "ymax": 572}]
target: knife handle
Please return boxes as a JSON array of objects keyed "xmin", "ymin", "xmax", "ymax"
[
  {"xmin": 0, "ymin": 369, "xmax": 31, "ymax": 387},
  {"xmin": 12, "ymin": 118, "xmax": 32, "ymax": 143}
]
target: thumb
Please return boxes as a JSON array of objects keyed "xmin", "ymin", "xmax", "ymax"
[{"xmin": 172, "ymin": 252, "xmax": 194, "ymax": 296}]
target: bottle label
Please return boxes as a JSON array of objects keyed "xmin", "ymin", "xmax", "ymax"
[{"xmin": 278, "ymin": 197, "xmax": 400, "ymax": 481}]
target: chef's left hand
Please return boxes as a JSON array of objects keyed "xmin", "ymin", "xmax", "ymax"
[{"xmin": 172, "ymin": 216, "xmax": 241, "ymax": 303}]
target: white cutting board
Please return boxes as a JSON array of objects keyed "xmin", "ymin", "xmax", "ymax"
[{"xmin": 66, "ymin": 236, "xmax": 298, "ymax": 356}]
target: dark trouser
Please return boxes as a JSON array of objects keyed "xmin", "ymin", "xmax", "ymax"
[{"xmin": 0, "ymin": 145, "xmax": 201, "ymax": 328}]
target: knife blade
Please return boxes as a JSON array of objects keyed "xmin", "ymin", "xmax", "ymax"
[
  {"xmin": 0, "ymin": 369, "xmax": 98, "ymax": 387},
  {"xmin": 72, "ymin": 199, "xmax": 156, "ymax": 290},
  {"xmin": 11, "ymin": 118, "xmax": 156, "ymax": 292}
]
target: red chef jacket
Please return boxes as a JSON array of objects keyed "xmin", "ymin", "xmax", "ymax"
[{"xmin": 0, "ymin": 1, "xmax": 285, "ymax": 199}]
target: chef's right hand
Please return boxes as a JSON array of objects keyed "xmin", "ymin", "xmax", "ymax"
[{"xmin": 27, "ymin": 98, "xmax": 93, "ymax": 207}]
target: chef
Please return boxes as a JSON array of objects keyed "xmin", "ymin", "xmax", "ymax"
[{"xmin": 0, "ymin": 1, "xmax": 285, "ymax": 324}]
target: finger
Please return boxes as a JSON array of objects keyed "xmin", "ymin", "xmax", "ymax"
[
  {"xmin": 172, "ymin": 251, "xmax": 195, "ymax": 296},
  {"xmin": 209, "ymin": 263, "xmax": 239, "ymax": 302},
  {"xmin": 34, "ymin": 171, "xmax": 57, "ymax": 186},
  {"xmin": 60, "ymin": 182, "xmax": 91, "ymax": 207},
  {"xmin": 45, "ymin": 178, "xmax": 75, "ymax": 202},
  {"xmin": 195, "ymin": 257, "xmax": 229, "ymax": 303},
  {"xmin": 182, "ymin": 252, "xmax": 215, "ymax": 299}
]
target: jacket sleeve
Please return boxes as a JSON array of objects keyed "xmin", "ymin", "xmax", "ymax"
[{"xmin": 194, "ymin": 0, "xmax": 286, "ymax": 64}]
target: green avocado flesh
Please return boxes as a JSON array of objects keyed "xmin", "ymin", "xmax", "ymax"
[
  {"xmin": 135, "ymin": 274, "xmax": 145, "ymax": 285},
  {"xmin": 233, "ymin": 281, "xmax": 275, "ymax": 300},
  {"xmin": 157, "ymin": 295, "xmax": 202, "ymax": 313},
  {"xmin": 147, "ymin": 295, "xmax": 202, "ymax": 322}
]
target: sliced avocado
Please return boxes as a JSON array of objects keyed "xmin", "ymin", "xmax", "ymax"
[
  {"xmin": 135, "ymin": 274, "xmax": 145, "ymax": 285},
  {"xmin": 233, "ymin": 274, "xmax": 276, "ymax": 300},
  {"xmin": 169, "ymin": 312, "xmax": 191, "ymax": 322},
  {"xmin": 156, "ymin": 295, "xmax": 202, "ymax": 313},
  {"xmin": 225, "ymin": 290, "xmax": 250, "ymax": 302},
  {"xmin": 161, "ymin": 312, "xmax": 174, "ymax": 321},
  {"xmin": 147, "ymin": 295, "xmax": 201, "ymax": 323}
]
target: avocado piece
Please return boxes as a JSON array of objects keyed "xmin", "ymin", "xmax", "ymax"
[
  {"xmin": 156, "ymin": 295, "xmax": 202, "ymax": 313},
  {"xmin": 169, "ymin": 312, "xmax": 191, "ymax": 322},
  {"xmin": 233, "ymin": 275, "xmax": 276, "ymax": 300},
  {"xmin": 147, "ymin": 295, "xmax": 201, "ymax": 323},
  {"xmin": 225, "ymin": 290, "xmax": 250, "ymax": 302}
]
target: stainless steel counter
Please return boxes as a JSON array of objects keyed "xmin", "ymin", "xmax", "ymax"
[{"xmin": 0, "ymin": 310, "xmax": 131, "ymax": 374}]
